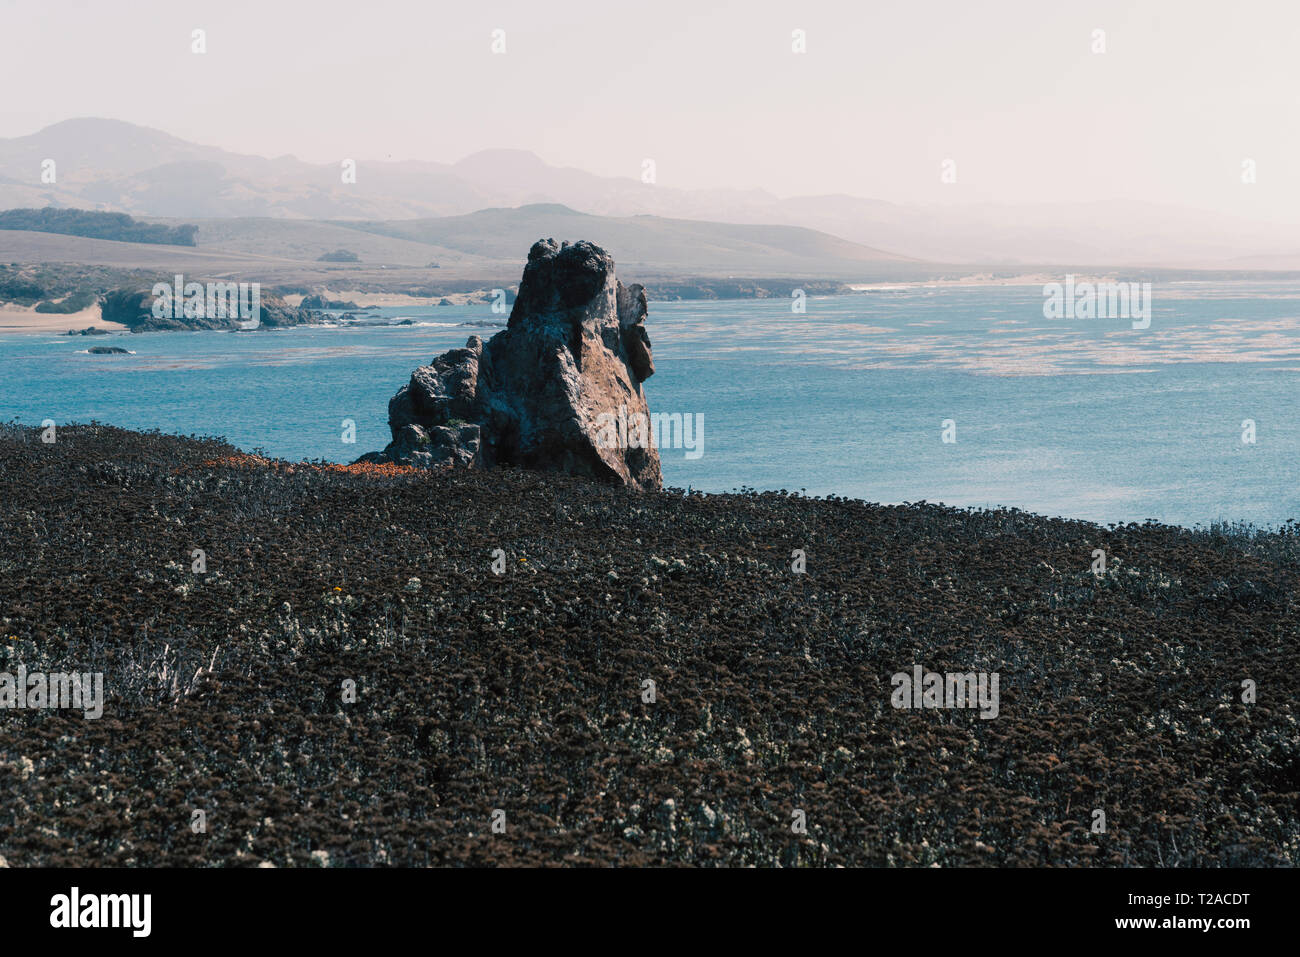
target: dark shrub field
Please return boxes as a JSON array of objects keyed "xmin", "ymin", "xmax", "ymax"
[{"xmin": 0, "ymin": 423, "xmax": 1296, "ymax": 866}]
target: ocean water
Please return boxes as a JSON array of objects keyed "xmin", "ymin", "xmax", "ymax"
[{"xmin": 3, "ymin": 281, "xmax": 1299, "ymax": 529}]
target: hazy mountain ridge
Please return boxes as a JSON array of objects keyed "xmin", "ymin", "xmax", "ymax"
[{"xmin": 5, "ymin": 118, "xmax": 1300, "ymax": 267}]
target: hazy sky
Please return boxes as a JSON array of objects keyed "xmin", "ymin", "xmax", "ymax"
[{"xmin": 2, "ymin": 0, "xmax": 1297, "ymax": 220}]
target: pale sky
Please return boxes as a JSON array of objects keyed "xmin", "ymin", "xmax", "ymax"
[{"xmin": 1, "ymin": 0, "xmax": 1297, "ymax": 220}]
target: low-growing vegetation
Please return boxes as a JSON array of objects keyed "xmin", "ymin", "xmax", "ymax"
[
  {"xmin": 0, "ymin": 424, "xmax": 1295, "ymax": 866},
  {"xmin": 0, "ymin": 208, "xmax": 198, "ymax": 247}
]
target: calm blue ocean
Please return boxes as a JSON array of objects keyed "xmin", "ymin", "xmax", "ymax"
[{"xmin": 4, "ymin": 281, "xmax": 1299, "ymax": 528}]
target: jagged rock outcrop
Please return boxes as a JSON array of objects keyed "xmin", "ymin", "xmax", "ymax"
[
  {"xmin": 98, "ymin": 286, "xmax": 314, "ymax": 332},
  {"xmin": 359, "ymin": 239, "xmax": 662, "ymax": 489},
  {"xmin": 301, "ymin": 293, "xmax": 360, "ymax": 310}
]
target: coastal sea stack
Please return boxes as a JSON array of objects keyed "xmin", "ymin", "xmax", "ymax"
[{"xmin": 359, "ymin": 239, "xmax": 663, "ymax": 489}]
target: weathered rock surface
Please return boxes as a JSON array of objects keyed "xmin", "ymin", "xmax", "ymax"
[
  {"xmin": 301, "ymin": 294, "xmax": 360, "ymax": 310},
  {"xmin": 359, "ymin": 239, "xmax": 662, "ymax": 489},
  {"xmin": 98, "ymin": 287, "xmax": 315, "ymax": 332}
]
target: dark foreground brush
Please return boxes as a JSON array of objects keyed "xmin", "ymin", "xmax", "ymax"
[{"xmin": 0, "ymin": 423, "xmax": 1296, "ymax": 866}]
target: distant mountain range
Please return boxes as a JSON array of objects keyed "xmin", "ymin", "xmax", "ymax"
[{"xmin": 4, "ymin": 118, "xmax": 1300, "ymax": 268}]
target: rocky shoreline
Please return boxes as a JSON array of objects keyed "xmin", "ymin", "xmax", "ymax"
[
  {"xmin": 97, "ymin": 286, "xmax": 319, "ymax": 332},
  {"xmin": 0, "ymin": 260, "xmax": 858, "ymax": 336},
  {"xmin": 1, "ymin": 423, "xmax": 1295, "ymax": 866}
]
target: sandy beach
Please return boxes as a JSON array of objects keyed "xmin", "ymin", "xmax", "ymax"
[{"xmin": 0, "ymin": 303, "xmax": 127, "ymax": 336}]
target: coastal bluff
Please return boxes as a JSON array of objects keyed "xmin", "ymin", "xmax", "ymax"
[{"xmin": 358, "ymin": 239, "xmax": 662, "ymax": 490}]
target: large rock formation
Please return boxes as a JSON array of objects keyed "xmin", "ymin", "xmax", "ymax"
[
  {"xmin": 359, "ymin": 239, "xmax": 662, "ymax": 489},
  {"xmin": 99, "ymin": 285, "xmax": 313, "ymax": 332}
]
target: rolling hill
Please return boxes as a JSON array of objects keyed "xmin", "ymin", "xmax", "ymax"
[
  {"xmin": 324, "ymin": 204, "xmax": 913, "ymax": 273},
  {"xmin": 9, "ymin": 118, "xmax": 1300, "ymax": 267},
  {"xmin": 0, "ymin": 203, "xmax": 918, "ymax": 286}
]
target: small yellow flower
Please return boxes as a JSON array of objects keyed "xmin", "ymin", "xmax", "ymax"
[{"xmin": 333, "ymin": 587, "xmax": 342, "ymax": 592}]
